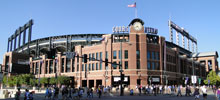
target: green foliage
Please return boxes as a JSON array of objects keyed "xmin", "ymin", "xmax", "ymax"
[
  {"xmin": 30, "ymin": 78, "xmax": 37, "ymax": 86},
  {"xmin": 49, "ymin": 77, "xmax": 57, "ymax": 84},
  {"xmin": 2, "ymin": 74, "xmax": 71, "ymax": 87},
  {"xmin": 2, "ymin": 74, "xmax": 36, "ymax": 87},
  {"xmin": 58, "ymin": 75, "xmax": 71, "ymax": 85},
  {"xmin": 204, "ymin": 71, "xmax": 220, "ymax": 85},
  {"xmin": 40, "ymin": 77, "xmax": 48, "ymax": 84}
]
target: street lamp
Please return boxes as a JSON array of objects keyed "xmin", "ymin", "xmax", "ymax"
[{"xmin": 119, "ymin": 38, "xmax": 123, "ymax": 96}]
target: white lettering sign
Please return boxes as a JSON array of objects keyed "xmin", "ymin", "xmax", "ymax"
[
  {"xmin": 112, "ymin": 26, "xmax": 129, "ymax": 33},
  {"xmin": 152, "ymin": 78, "xmax": 160, "ymax": 82}
]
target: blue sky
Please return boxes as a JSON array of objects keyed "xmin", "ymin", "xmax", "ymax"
[{"xmin": 0, "ymin": 0, "xmax": 219, "ymax": 64}]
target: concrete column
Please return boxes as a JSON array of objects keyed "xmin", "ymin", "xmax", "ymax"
[
  {"xmin": 10, "ymin": 39, "xmax": 13, "ymax": 51},
  {"xmin": 28, "ymin": 22, "xmax": 32, "ymax": 42},
  {"xmin": 28, "ymin": 20, "xmax": 33, "ymax": 55},
  {"xmin": 196, "ymin": 44, "xmax": 198, "ymax": 53},
  {"xmin": 64, "ymin": 58, "xmax": 66, "ymax": 73},
  {"xmin": 192, "ymin": 42, "xmax": 194, "ymax": 53},
  {"xmin": 35, "ymin": 40, "xmax": 38, "ymax": 57},
  {"xmin": 169, "ymin": 21, "xmax": 173, "ymax": 43},
  {"xmin": 23, "ymin": 28, "xmax": 26, "ymax": 45},
  {"xmin": 7, "ymin": 39, "xmax": 10, "ymax": 52},
  {"xmin": 176, "ymin": 31, "xmax": 179, "ymax": 45},
  {"xmin": 14, "ymin": 34, "xmax": 17, "ymax": 50},
  {"xmin": 182, "ymin": 35, "xmax": 185, "ymax": 48},
  {"xmin": 187, "ymin": 38, "xmax": 190, "ymax": 51},
  {"xmin": 18, "ymin": 27, "xmax": 21, "ymax": 47}
]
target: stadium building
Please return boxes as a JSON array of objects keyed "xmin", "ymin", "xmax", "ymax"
[{"xmin": 1, "ymin": 18, "xmax": 218, "ymax": 89}]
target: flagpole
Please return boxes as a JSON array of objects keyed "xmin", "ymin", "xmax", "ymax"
[
  {"xmin": 135, "ymin": 2, "xmax": 137, "ymax": 18},
  {"xmin": 135, "ymin": 7, "xmax": 137, "ymax": 18}
]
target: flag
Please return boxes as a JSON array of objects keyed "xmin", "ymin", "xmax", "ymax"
[{"xmin": 128, "ymin": 2, "xmax": 136, "ymax": 8}]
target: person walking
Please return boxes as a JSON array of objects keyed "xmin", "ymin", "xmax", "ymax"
[
  {"xmin": 15, "ymin": 88, "xmax": 21, "ymax": 100},
  {"xmin": 138, "ymin": 85, "xmax": 142, "ymax": 96},
  {"xmin": 193, "ymin": 87, "xmax": 200, "ymax": 100},
  {"xmin": 24, "ymin": 89, "xmax": 30, "ymax": 100},
  {"xmin": 201, "ymin": 85, "xmax": 207, "ymax": 100},
  {"xmin": 45, "ymin": 88, "xmax": 49, "ymax": 100},
  {"xmin": 90, "ymin": 88, "xmax": 94, "ymax": 98},
  {"xmin": 177, "ymin": 85, "xmax": 182, "ymax": 96},
  {"xmin": 216, "ymin": 87, "xmax": 220, "ymax": 100},
  {"xmin": 98, "ymin": 86, "xmax": 102, "ymax": 98}
]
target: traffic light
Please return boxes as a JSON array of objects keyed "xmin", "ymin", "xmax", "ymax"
[
  {"xmin": 48, "ymin": 49, "xmax": 56, "ymax": 59},
  {"xmin": 84, "ymin": 54, "xmax": 87, "ymax": 63},
  {"xmin": 121, "ymin": 74, "xmax": 125, "ymax": 81},
  {"xmin": 51, "ymin": 49, "xmax": 56, "ymax": 59},
  {"xmin": 105, "ymin": 59, "xmax": 108, "ymax": 66}
]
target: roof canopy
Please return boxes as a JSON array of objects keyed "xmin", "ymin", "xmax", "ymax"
[
  {"xmin": 129, "ymin": 18, "xmax": 144, "ymax": 26},
  {"xmin": 192, "ymin": 51, "xmax": 219, "ymax": 58}
]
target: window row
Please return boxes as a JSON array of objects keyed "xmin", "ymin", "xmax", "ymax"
[
  {"xmin": 113, "ymin": 50, "xmax": 128, "ymax": 59},
  {"xmin": 147, "ymin": 61, "xmax": 160, "ymax": 70},
  {"xmin": 166, "ymin": 55, "xmax": 176, "ymax": 63},
  {"xmin": 147, "ymin": 51, "xmax": 160, "ymax": 60},
  {"xmin": 82, "ymin": 63, "xmax": 102, "ymax": 71}
]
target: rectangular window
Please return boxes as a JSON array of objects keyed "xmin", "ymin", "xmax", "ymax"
[
  {"xmin": 77, "ymin": 64, "xmax": 79, "ymax": 71},
  {"xmin": 66, "ymin": 59, "xmax": 71, "ymax": 72},
  {"xmin": 125, "ymin": 61, "xmax": 128, "ymax": 69},
  {"xmin": 100, "ymin": 52, "xmax": 102, "ymax": 61},
  {"xmin": 46, "ymin": 61, "xmax": 48, "ymax": 73},
  {"xmin": 36, "ymin": 62, "xmax": 39, "ymax": 74},
  {"xmin": 49, "ymin": 60, "xmax": 53, "ymax": 73},
  {"xmin": 62, "ymin": 58, "xmax": 64, "ymax": 73},
  {"xmin": 113, "ymin": 51, "xmax": 117, "ymax": 59},
  {"xmin": 147, "ymin": 61, "xmax": 151, "ymax": 70},
  {"xmin": 85, "ymin": 64, "xmax": 87, "ymax": 71},
  {"xmin": 137, "ymin": 60, "xmax": 140, "ymax": 69},
  {"xmin": 208, "ymin": 60, "xmax": 212, "ymax": 70},
  {"xmin": 136, "ymin": 50, "xmax": 140, "ymax": 59},
  {"xmin": 152, "ymin": 62, "xmax": 155, "ymax": 70},
  {"xmin": 92, "ymin": 63, "xmax": 94, "ymax": 70},
  {"xmin": 40, "ymin": 62, "xmax": 42, "ymax": 74},
  {"xmin": 96, "ymin": 53, "xmax": 99, "ymax": 60},
  {"xmin": 119, "ymin": 50, "xmax": 121, "ymax": 59},
  {"xmin": 152, "ymin": 52, "xmax": 155, "ymax": 60},
  {"xmin": 147, "ymin": 51, "xmax": 151, "ymax": 59},
  {"xmin": 92, "ymin": 53, "xmax": 95, "ymax": 61},
  {"xmin": 89, "ymin": 64, "xmax": 91, "ymax": 71},
  {"xmin": 96, "ymin": 63, "xmax": 98, "ymax": 70},
  {"xmin": 32, "ymin": 63, "xmax": 35, "ymax": 74},
  {"xmin": 82, "ymin": 64, "xmax": 84, "ymax": 71},
  {"xmin": 124, "ymin": 50, "xmax": 128, "ymax": 59},
  {"xmin": 105, "ymin": 51, "xmax": 108, "ymax": 59},
  {"xmin": 89, "ymin": 54, "xmax": 91, "ymax": 61},
  {"xmin": 156, "ymin": 52, "xmax": 160, "ymax": 60},
  {"xmin": 71, "ymin": 59, "xmax": 75, "ymax": 72},
  {"xmin": 155, "ymin": 62, "xmax": 160, "ymax": 70},
  {"xmin": 100, "ymin": 63, "xmax": 102, "ymax": 70}
]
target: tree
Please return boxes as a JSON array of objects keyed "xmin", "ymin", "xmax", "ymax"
[
  {"xmin": 30, "ymin": 78, "xmax": 37, "ymax": 86},
  {"xmin": 40, "ymin": 77, "xmax": 48, "ymax": 85},
  {"xmin": 49, "ymin": 77, "xmax": 57, "ymax": 85},
  {"xmin": 204, "ymin": 71, "xmax": 220, "ymax": 85},
  {"xmin": 58, "ymin": 75, "xmax": 71, "ymax": 85}
]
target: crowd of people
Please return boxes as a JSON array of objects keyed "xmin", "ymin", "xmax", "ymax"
[
  {"xmin": 13, "ymin": 84, "xmax": 220, "ymax": 100},
  {"xmin": 134, "ymin": 84, "xmax": 209, "ymax": 100}
]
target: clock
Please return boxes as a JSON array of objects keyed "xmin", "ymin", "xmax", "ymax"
[{"xmin": 133, "ymin": 22, "xmax": 143, "ymax": 31}]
